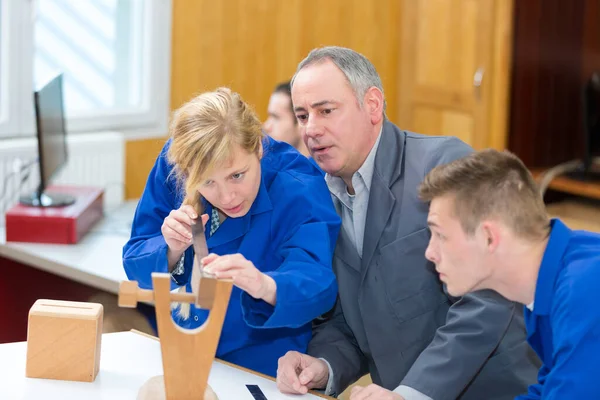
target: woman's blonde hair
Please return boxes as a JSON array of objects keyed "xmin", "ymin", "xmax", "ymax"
[{"xmin": 167, "ymin": 87, "xmax": 264, "ymax": 214}]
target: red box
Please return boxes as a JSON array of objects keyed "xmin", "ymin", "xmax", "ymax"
[{"xmin": 5, "ymin": 186, "xmax": 104, "ymax": 244}]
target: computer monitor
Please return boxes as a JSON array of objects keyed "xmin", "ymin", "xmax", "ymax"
[{"xmin": 19, "ymin": 74, "xmax": 75, "ymax": 207}]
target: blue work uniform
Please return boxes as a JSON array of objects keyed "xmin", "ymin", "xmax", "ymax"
[
  {"xmin": 308, "ymin": 156, "xmax": 324, "ymax": 176},
  {"xmin": 123, "ymin": 137, "xmax": 340, "ymax": 377},
  {"xmin": 517, "ymin": 219, "xmax": 600, "ymax": 399}
]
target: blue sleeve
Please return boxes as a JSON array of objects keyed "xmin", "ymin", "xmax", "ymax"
[
  {"xmin": 308, "ymin": 156, "xmax": 325, "ymax": 176},
  {"xmin": 515, "ymin": 366, "xmax": 547, "ymax": 400},
  {"xmin": 122, "ymin": 140, "xmax": 190, "ymax": 290},
  {"xmin": 539, "ymin": 260, "xmax": 600, "ymax": 399},
  {"xmin": 240, "ymin": 173, "xmax": 341, "ymax": 329}
]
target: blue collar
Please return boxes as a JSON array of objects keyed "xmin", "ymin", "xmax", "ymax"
[
  {"xmin": 248, "ymin": 176, "xmax": 273, "ymax": 216},
  {"xmin": 533, "ymin": 219, "xmax": 571, "ymax": 315}
]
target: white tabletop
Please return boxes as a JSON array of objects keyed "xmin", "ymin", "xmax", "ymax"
[
  {"xmin": 0, "ymin": 331, "xmax": 326, "ymax": 399},
  {"xmin": 0, "ymin": 201, "xmax": 137, "ymax": 294}
]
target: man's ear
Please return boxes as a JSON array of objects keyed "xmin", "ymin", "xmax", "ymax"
[
  {"xmin": 364, "ymin": 87, "xmax": 384, "ymax": 125},
  {"xmin": 480, "ymin": 221, "xmax": 500, "ymax": 253}
]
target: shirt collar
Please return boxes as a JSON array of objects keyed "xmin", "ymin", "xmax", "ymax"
[
  {"xmin": 356, "ymin": 129, "xmax": 382, "ymax": 190},
  {"xmin": 533, "ymin": 218, "xmax": 571, "ymax": 315},
  {"xmin": 325, "ymin": 127, "xmax": 382, "ymax": 199},
  {"xmin": 249, "ymin": 175, "xmax": 273, "ymax": 215}
]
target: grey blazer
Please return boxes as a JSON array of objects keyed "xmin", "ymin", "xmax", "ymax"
[{"xmin": 308, "ymin": 122, "xmax": 540, "ymax": 400}]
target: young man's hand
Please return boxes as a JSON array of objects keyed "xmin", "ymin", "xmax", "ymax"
[{"xmin": 350, "ymin": 384, "xmax": 405, "ymax": 400}]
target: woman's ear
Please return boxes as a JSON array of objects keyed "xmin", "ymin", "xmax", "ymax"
[{"xmin": 258, "ymin": 141, "xmax": 264, "ymax": 159}]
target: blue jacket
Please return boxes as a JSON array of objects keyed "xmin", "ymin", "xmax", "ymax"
[
  {"xmin": 308, "ymin": 156, "xmax": 325, "ymax": 176},
  {"xmin": 123, "ymin": 137, "xmax": 340, "ymax": 376},
  {"xmin": 517, "ymin": 219, "xmax": 600, "ymax": 399}
]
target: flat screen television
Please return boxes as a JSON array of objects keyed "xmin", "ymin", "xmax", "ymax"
[{"xmin": 19, "ymin": 74, "xmax": 75, "ymax": 207}]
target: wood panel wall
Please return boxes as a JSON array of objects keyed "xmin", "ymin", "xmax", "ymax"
[
  {"xmin": 508, "ymin": 0, "xmax": 600, "ymax": 168},
  {"xmin": 125, "ymin": 0, "xmax": 402, "ymax": 199}
]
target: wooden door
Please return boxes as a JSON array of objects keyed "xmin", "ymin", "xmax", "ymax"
[{"xmin": 398, "ymin": 0, "xmax": 513, "ymax": 150}]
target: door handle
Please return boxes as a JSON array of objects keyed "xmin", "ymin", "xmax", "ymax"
[{"xmin": 473, "ymin": 67, "xmax": 485, "ymax": 101}]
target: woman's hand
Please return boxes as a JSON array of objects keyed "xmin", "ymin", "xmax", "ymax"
[
  {"xmin": 161, "ymin": 205, "xmax": 208, "ymax": 268},
  {"xmin": 202, "ymin": 253, "xmax": 277, "ymax": 305}
]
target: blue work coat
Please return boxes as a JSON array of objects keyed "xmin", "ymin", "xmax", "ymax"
[
  {"xmin": 517, "ymin": 219, "xmax": 600, "ymax": 399},
  {"xmin": 123, "ymin": 137, "xmax": 340, "ymax": 376},
  {"xmin": 308, "ymin": 156, "xmax": 325, "ymax": 176}
]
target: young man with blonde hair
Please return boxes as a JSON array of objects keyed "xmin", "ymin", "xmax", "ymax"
[{"xmin": 419, "ymin": 149, "xmax": 600, "ymax": 399}]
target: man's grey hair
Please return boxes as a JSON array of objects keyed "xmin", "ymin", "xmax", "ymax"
[{"xmin": 291, "ymin": 46, "xmax": 387, "ymax": 115}]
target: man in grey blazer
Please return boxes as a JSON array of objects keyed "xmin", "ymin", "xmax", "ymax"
[{"xmin": 276, "ymin": 46, "xmax": 540, "ymax": 400}]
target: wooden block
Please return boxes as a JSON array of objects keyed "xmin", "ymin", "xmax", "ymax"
[
  {"xmin": 196, "ymin": 273, "xmax": 217, "ymax": 310},
  {"xmin": 26, "ymin": 299, "xmax": 103, "ymax": 382},
  {"xmin": 119, "ymin": 280, "xmax": 141, "ymax": 308}
]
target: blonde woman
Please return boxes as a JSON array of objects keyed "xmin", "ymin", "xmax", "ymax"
[{"xmin": 123, "ymin": 88, "xmax": 340, "ymax": 377}]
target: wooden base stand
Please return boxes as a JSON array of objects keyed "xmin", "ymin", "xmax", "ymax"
[
  {"xmin": 119, "ymin": 272, "xmax": 232, "ymax": 400},
  {"xmin": 137, "ymin": 375, "xmax": 218, "ymax": 400}
]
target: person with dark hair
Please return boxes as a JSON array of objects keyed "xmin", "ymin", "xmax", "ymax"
[{"xmin": 263, "ymin": 81, "xmax": 310, "ymax": 157}]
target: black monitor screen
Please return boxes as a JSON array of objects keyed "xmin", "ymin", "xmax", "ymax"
[
  {"xmin": 19, "ymin": 73, "xmax": 75, "ymax": 207},
  {"xmin": 36, "ymin": 74, "xmax": 68, "ymax": 190}
]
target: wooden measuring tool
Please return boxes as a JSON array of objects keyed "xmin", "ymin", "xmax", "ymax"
[
  {"xmin": 190, "ymin": 216, "xmax": 217, "ymax": 309},
  {"xmin": 119, "ymin": 259, "xmax": 232, "ymax": 399}
]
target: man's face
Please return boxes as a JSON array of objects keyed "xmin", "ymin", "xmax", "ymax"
[
  {"xmin": 425, "ymin": 195, "xmax": 492, "ymax": 297},
  {"xmin": 291, "ymin": 60, "xmax": 376, "ymax": 178},
  {"xmin": 263, "ymin": 92, "xmax": 300, "ymax": 148}
]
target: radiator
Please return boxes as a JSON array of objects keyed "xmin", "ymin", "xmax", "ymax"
[{"xmin": 0, "ymin": 132, "xmax": 125, "ymax": 216}]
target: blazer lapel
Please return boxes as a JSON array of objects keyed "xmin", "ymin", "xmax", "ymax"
[
  {"xmin": 361, "ymin": 172, "xmax": 395, "ymax": 272},
  {"xmin": 360, "ymin": 121, "xmax": 405, "ymax": 276}
]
